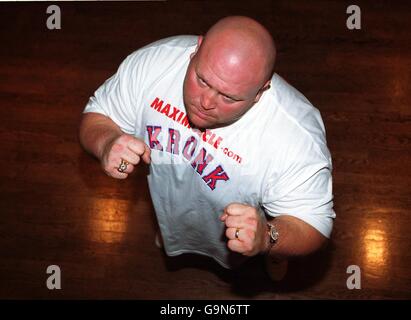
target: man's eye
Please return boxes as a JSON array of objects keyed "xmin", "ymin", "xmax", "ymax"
[
  {"xmin": 198, "ymin": 77, "xmax": 207, "ymax": 86},
  {"xmin": 222, "ymin": 95, "xmax": 236, "ymax": 103}
]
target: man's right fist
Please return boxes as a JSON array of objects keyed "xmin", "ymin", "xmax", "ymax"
[{"xmin": 101, "ymin": 134, "xmax": 151, "ymax": 179}]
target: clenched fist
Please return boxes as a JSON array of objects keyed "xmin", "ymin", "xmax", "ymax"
[
  {"xmin": 220, "ymin": 203, "xmax": 269, "ymax": 256},
  {"xmin": 101, "ymin": 134, "xmax": 151, "ymax": 179}
]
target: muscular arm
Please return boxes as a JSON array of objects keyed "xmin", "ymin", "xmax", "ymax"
[
  {"xmin": 265, "ymin": 215, "xmax": 328, "ymax": 259},
  {"xmin": 79, "ymin": 112, "xmax": 123, "ymax": 160},
  {"xmin": 221, "ymin": 203, "xmax": 328, "ymax": 259},
  {"xmin": 79, "ymin": 112, "xmax": 151, "ymax": 179}
]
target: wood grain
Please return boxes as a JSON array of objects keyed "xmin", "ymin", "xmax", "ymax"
[{"xmin": 0, "ymin": 0, "xmax": 410, "ymax": 299}]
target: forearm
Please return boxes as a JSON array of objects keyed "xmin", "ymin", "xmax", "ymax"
[
  {"xmin": 266, "ymin": 215, "xmax": 328, "ymax": 259},
  {"xmin": 79, "ymin": 112, "xmax": 123, "ymax": 160}
]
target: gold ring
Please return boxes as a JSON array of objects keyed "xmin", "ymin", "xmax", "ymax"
[
  {"xmin": 235, "ymin": 228, "xmax": 240, "ymax": 239},
  {"xmin": 117, "ymin": 159, "xmax": 128, "ymax": 173}
]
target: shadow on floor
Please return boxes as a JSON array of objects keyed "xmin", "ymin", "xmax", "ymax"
[{"xmin": 162, "ymin": 240, "xmax": 336, "ymax": 298}]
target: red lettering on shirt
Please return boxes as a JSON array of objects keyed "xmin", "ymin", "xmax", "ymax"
[
  {"xmin": 166, "ymin": 128, "xmax": 180, "ymax": 154},
  {"xmin": 177, "ymin": 111, "xmax": 184, "ymax": 122},
  {"xmin": 202, "ymin": 165, "xmax": 229, "ymax": 190},
  {"xmin": 160, "ymin": 103, "xmax": 171, "ymax": 116},
  {"xmin": 191, "ymin": 148, "xmax": 214, "ymax": 175},
  {"xmin": 213, "ymin": 136, "xmax": 222, "ymax": 149},
  {"xmin": 169, "ymin": 107, "xmax": 180, "ymax": 121},
  {"xmin": 150, "ymin": 97, "xmax": 163, "ymax": 111},
  {"xmin": 146, "ymin": 125, "xmax": 230, "ymax": 190},
  {"xmin": 179, "ymin": 115, "xmax": 191, "ymax": 128},
  {"xmin": 146, "ymin": 125, "xmax": 163, "ymax": 150},
  {"xmin": 148, "ymin": 97, "xmax": 242, "ymax": 164},
  {"xmin": 183, "ymin": 136, "xmax": 197, "ymax": 160}
]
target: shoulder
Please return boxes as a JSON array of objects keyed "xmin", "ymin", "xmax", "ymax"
[
  {"xmin": 119, "ymin": 35, "xmax": 197, "ymax": 74},
  {"xmin": 112, "ymin": 35, "xmax": 197, "ymax": 86},
  {"xmin": 262, "ymin": 74, "xmax": 332, "ymax": 163},
  {"xmin": 131, "ymin": 35, "xmax": 198, "ymax": 62},
  {"xmin": 140, "ymin": 35, "xmax": 199, "ymax": 51}
]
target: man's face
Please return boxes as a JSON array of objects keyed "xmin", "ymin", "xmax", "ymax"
[{"xmin": 183, "ymin": 42, "xmax": 266, "ymax": 130}]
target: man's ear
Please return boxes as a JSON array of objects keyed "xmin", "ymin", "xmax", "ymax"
[
  {"xmin": 190, "ymin": 35, "xmax": 203, "ymax": 59},
  {"xmin": 197, "ymin": 35, "xmax": 203, "ymax": 47},
  {"xmin": 254, "ymin": 80, "xmax": 271, "ymax": 103}
]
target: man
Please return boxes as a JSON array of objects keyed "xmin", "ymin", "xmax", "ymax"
[{"xmin": 79, "ymin": 16, "xmax": 335, "ymax": 280}]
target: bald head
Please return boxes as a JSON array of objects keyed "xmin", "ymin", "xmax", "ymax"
[
  {"xmin": 183, "ymin": 16, "xmax": 276, "ymax": 129},
  {"xmin": 199, "ymin": 16, "xmax": 276, "ymax": 85}
]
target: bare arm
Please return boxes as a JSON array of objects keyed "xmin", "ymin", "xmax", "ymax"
[
  {"xmin": 220, "ymin": 203, "xmax": 327, "ymax": 259},
  {"xmin": 79, "ymin": 112, "xmax": 124, "ymax": 160},
  {"xmin": 265, "ymin": 215, "xmax": 327, "ymax": 259},
  {"xmin": 79, "ymin": 112, "xmax": 151, "ymax": 179}
]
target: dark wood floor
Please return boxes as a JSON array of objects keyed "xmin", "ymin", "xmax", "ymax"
[{"xmin": 0, "ymin": 0, "xmax": 410, "ymax": 299}]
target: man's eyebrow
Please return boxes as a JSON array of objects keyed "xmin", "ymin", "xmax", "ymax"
[{"xmin": 196, "ymin": 71, "xmax": 243, "ymax": 101}]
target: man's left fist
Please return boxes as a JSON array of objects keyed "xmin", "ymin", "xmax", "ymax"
[{"xmin": 220, "ymin": 203, "xmax": 268, "ymax": 256}]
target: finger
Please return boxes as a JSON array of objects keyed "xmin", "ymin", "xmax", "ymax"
[
  {"xmin": 112, "ymin": 159, "xmax": 135, "ymax": 175},
  {"xmin": 127, "ymin": 139, "xmax": 146, "ymax": 156},
  {"xmin": 110, "ymin": 157, "xmax": 130, "ymax": 172},
  {"xmin": 121, "ymin": 162, "xmax": 135, "ymax": 174},
  {"xmin": 111, "ymin": 155, "xmax": 132, "ymax": 173},
  {"xmin": 224, "ymin": 203, "xmax": 247, "ymax": 216},
  {"xmin": 108, "ymin": 169, "xmax": 128, "ymax": 180},
  {"xmin": 226, "ymin": 227, "xmax": 243, "ymax": 241},
  {"xmin": 224, "ymin": 215, "xmax": 248, "ymax": 229},
  {"xmin": 227, "ymin": 239, "xmax": 246, "ymax": 254},
  {"xmin": 141, "ymin": 144, "xmax": 151, "ymax": 164},
  {"xmin": 220, "ymin": 213, "xmax": 228, "ymax": 221},
  {"xmin": 120, "ymin": 149, "xmax": 140, "ymax": 166}
]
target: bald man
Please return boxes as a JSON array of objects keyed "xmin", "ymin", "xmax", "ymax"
[{"xmin": 79, "ymin": 16, "xmax": 335, "ymax": 280}]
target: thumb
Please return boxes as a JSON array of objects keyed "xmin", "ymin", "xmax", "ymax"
[{"xmin": 220, "ymin": 213, "xmax": 228, "ymax": 221}]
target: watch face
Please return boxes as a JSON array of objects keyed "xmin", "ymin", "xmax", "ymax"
[
  {"xmin": 270, "ymin": 228, "xmax": 279, "ymax": 242},
  {"xmin": 267, "ymin": 223, "xmax": 279, "ymax": 244}
]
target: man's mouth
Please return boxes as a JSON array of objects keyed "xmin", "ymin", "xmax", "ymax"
[{"xmin": 192, "ymin": 106, "xmax": 213, "ymax": 120}]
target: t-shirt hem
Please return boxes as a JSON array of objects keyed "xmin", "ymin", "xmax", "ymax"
[{"xmin": 165, "ymin": 248, "xmax": 232, "ymax": 269}]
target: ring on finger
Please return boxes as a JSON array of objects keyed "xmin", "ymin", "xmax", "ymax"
[
  {"xmin": 117, "ymin": 159, "xmax": 128, "ymax": 173},
  {"xmin": 235, "ymin": 228, "xmax": 240, "ymax": 239}
]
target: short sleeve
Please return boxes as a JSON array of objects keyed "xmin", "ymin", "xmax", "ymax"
[
  {"xmin": 262, "ymin": 147, "xmax": 335, "ymax": 238},
  {"xmin": 83, "ymin": 50, "xmax": 148, "ymax": 134}
]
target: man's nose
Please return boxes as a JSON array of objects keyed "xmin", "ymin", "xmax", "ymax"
[{"xmin": 200, "ymin": 89, "xmax": 217, "ymax": 110}]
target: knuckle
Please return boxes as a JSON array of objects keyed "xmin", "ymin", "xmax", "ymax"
[
  {"xmin": 119, "ymin": 134, "xmax": 130, "ymax": 142},
  {"xmin": 248, "ymin": 218, "xmax": 258, "ymax": 229},
  {"xmin": 226, "ymin": 203, "xmax": 234, "ymax": 210},
  {"xmin": 131, "ymin": 146, "xmax": 143, "ymax": 156},
  {"xmin": 111, "ymin": 143, "xmax": 123, "ymax": 153},
  {"xmin": 225, "ymin": 203, "xmax": 236, "ymax": 213},
  {"xmin": 246, "ymin": 229, "xmax": 255, "ymax": 240}
]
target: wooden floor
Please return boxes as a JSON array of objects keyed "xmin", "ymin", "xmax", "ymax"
[{"xmin": 0, "ymin": 0, "xmax": 410, "ymax": 299}]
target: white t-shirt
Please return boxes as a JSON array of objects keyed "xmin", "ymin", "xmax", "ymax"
[{"xmin": 83, "ymin": 35, "xmax": 335, "ymax": 269}]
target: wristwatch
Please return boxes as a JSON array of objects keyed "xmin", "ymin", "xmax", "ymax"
[{"xmin": 267, "ymin": 222, "xmax": 279, "ymax": 244}]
